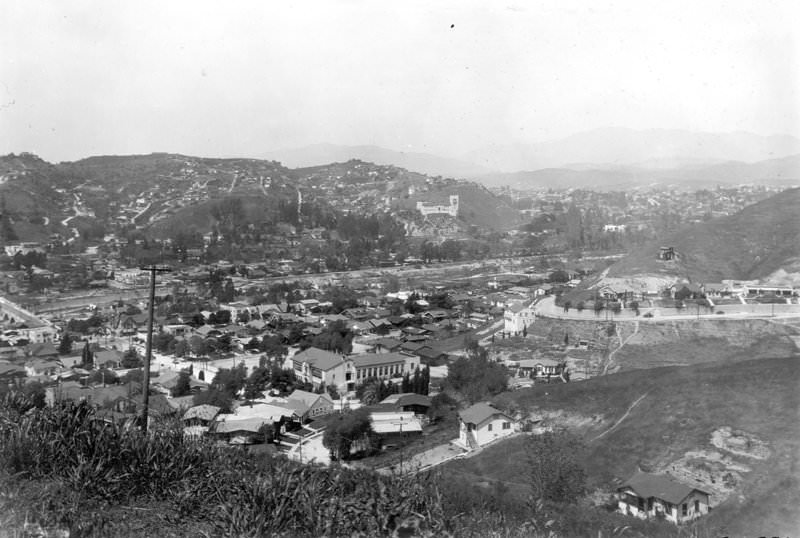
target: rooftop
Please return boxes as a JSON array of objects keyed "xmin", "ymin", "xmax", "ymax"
[
  {"xmin": 292, "ymin": 347, "xmax": 345, "ymax": 371},
  {"xmin": 350, "ymin": 352, "xmax": 410, "ymax": 368},
  {"xmin": 459, "ymin": 402, "xmax": 512, "ymax": 425},
  {"xmin": 619, "ymin": 471, "xmax": 709, "ymax": 505}
]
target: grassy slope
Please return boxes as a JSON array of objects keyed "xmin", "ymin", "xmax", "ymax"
[
  {"xmin": 452, "ymin": 183, "xmax": 520, "ymax": 231},
  {"xmin": 452, "ymin": 356, "xmax": 800, "ymax": 536},
  {"xmin": 608, "ymin": 187, "xmax": 800, "ymax": 281},
  {"xmin": 611, "ymin": 318, "xmax": 799, "ymax": 371}
]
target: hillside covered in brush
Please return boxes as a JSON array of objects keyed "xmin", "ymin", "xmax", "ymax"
[
  {"xmin": 0, "ymin": 153, "xmax": 519, "ymax": 247},
  {"xmin": 606, "ymin": 187, "xmax": 800, "ymax": 283},
  {"xmin": 454, "ymin": 356, "xmax": 800, "ymax": 537}
]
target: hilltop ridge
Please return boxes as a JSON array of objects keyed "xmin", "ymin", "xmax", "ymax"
[
  {"xmin": 604, "ymin": 187, "xmax": 800, "ymax": 283},
  {"xmin": 0, "ymin": 152, "xmax": 519, "ymax": 246}
]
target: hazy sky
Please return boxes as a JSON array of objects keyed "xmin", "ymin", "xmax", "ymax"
[{"xmin": 1, "ymin": 0, "xmax": 798, "ymax": 162}]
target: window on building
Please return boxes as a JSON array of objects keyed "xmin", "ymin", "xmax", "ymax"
[
  {"xmin": 694, "ymin": 500, "xmax": 700, "ymax": 513},
  {"xmin": 502, "ymin": 422, "xmax": 510, "ymax": 430},
  {"xmin": 638, "ymin": 497, "xmax": 645, "ymax": 511},
  {"xmin": 488, "ymin": 423, "xmax": 493, "ymax": 431},
  {"xmin": 682, "ymin": 503, "xmax": 687, "ymax": 516}
]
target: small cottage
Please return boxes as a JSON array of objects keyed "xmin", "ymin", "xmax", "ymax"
[
  {"xmin": 457, "ymin": 402, "xmax": 518, "ymax": 450},
  {"xmin": 617, "ymin": 471, "xmax": 710, "ymax": 524}
]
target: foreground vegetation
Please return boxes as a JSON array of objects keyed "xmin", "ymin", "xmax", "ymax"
[
  {"xmin": 1, "ymin": 390, "xmax": 747, "ymax": 538},
  {"xmin": 465, "ymin": 356, "xmax": 800, "ymax": 537},
  {"xmin": 0, "ymin": 394, "xmax": 581, "ymax": 538}
]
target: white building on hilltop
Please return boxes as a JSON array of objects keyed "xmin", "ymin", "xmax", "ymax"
[
  {"xmin": 504, "ymin": 302, "xmax": 535, "ymax": 334},
  {"xmin": 416, "ymin": 195, "xmax": 459, "ymax": 217}
]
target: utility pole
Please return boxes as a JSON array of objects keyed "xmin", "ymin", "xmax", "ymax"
[
  {"xmin": 399, "ymin": 420, "xmax": 404, "ymax": 475},
  {"xmin": 139, "ymin": 264, "xmax": 172, "ymax": 433}
]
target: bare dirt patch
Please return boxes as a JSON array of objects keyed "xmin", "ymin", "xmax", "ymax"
[
  {"xmin": 655, "ymin": 427, "xmax": 770, "ymax": 507},
  {"xmin": 526, "ymin": 408, "xmax": 605, "ymax": 431},
  {"xmin": 711, "ymin": 426, "xmax": 771, "ymax": 460}
]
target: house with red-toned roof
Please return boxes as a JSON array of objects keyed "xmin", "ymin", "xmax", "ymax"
[
  {"xmin": 617, "ymin": 471, "xmax": 710, "ymax": 524},
  {"xmin": 457, "ymin": 402, "xmax": 518, "ymax": 450}
]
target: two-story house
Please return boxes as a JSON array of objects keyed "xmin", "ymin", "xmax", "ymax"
[{"xmin": 291, "ymin": 347, "xmax": 350, "ymax": 393}]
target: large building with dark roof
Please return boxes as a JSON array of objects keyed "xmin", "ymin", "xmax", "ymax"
[
  {"xmin": 350, "ymin": 352, "xmax": 419, "ymax": 384},
  {"xmin": 291, "ymin": 347, "xmax": 421, "ymax": 394}
]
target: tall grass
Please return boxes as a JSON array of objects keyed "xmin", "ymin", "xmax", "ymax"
[
  {"xmin": 1, "ymin": 393, "xmax": 718, "ymax": 537},
  {"xmin": 0, "ymin": 395, "xmax": 537, "ymax": 537}
]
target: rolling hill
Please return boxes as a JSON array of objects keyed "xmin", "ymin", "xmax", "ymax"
[
  {"xmin": 0, "ymin": 152, "xmax": 519, "ymax": 243},
  {"xmin": 264, "ymin": 143, "xmax": 492, "ymax": 179},
  {"xmin": 478, "ymin": 154, "xmax": 800, "ymax": 190},
  {"xmin": 451, "ymin": 356, "xmax": 800, "ymax": 537},
  {"xmin": 0, "ymin": 153, "xmax": 74, "ymax": 241},
  {"xmin": 605, "ymin": 187, "xmax": 800, "ymax": 283}
]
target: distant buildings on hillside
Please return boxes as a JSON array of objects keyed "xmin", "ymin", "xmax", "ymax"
[{"xmin": 416, "ymin": 195, "xmax": 459, "ymax": 217}]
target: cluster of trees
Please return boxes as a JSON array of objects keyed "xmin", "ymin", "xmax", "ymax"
[
  {"xmin": 354, "ymin": 366, "xmax": 430, "ymax": 405},
  {"xmin": 244, "ymin": 334, "xmax": 288, "ymax": 360},
  {"xmin": 193, "ymin": 361, "xmax": 311, "ymax": 412},
  {"xmin": 322, "ymin": 408, "xmax": 375, "ymax": 461},
  {"xmin": 66, "ymin": 314, "xmax": 105, "ymax": 335},
  {"xmin": 58, "ymin": 333, "xmax": 73, "ymax": 355},
  {"xmin": 355, "ymin": 377, "xmax": 400, "ymax": 405},
  {"xmin": 446, "ymin": 339, "xmax": 508, "ymax": 404},
  {"xmin": 121, "ymin": 348, "xmax": 143, "ymax": 369},
  {"xmin": 192, "ymin": 363, "xmax": 247, "ymax": 412},
  {"xmin": 195, "ymin": 271, "xmax": 236, "ymax": 303},
  {"xmin": 401, "ymin": 367, "xmax": 430, "ymax": 395},
  {"xmin": 297, "ymin": 321, "xmax": 353, "ymax": 355},
  {"xmin": 171, "ymin": 370, "xmax": 192, "ymax": 397},
  {"xmin": 10, "ymin": 251, "xmax": 47, "ymax": 271}
]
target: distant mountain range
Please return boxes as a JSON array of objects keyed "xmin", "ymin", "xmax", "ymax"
[
  {"xmin": 263, "ymin": 143, "xmax": 492, "ymax": 179},
  {"xmin": 465, "ymin": 127, "xmax": 800, "ymax": 172},
  {"xmin": 478, "ymin": 154, "xmax": 800, "ymax": 190},
  {"xmin": 265, "ymin": 129, "xmax": 800, "ymax": 189}
]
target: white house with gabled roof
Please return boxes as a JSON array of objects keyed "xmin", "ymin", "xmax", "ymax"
[{"xmin": 457, "ymin": 402, "xmax": 518, "ymax": 450}]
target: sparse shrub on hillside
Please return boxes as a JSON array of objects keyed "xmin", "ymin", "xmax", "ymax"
[{"xmin": 527, "ymin": 430, "xmax": 587, "ymax": 506}]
